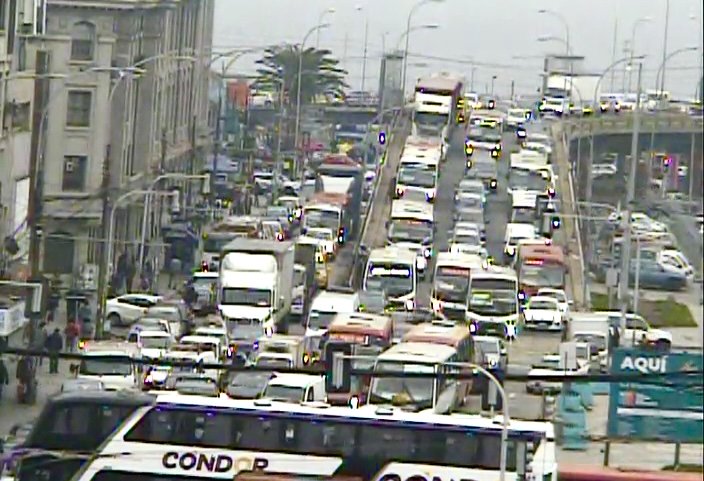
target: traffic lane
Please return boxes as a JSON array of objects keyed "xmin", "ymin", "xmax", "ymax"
[
  {"xmin": 326, "ymin": 119, "xmax": 409, "ymax": 288},
  {"xmin": 416, "ymin": 127, "xmax": 469, "ymax": 307}
]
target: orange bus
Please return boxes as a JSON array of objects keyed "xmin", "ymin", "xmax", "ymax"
[
  {"xmin": 515, "ymin": 242, "xmax": 567, "ymax": 298},
  {"xmin": 558, "ymin": 466, "xmax": 702, "ymax": 481},
  {"xmin": 325, "ymin": 312, "xmax": 394, "ymax": 406},
  {"xmin": 402, "ymin": 321, "xmax": 475, "ymax": 401}
]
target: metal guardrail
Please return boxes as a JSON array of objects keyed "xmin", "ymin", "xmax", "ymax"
[
  {"xmin": 347, "ymin": 111, "xmax": 408, "ymax": 287},
  {"xmin": 563, "ymin": 113, "xmax": 703, "ymax": 138}
]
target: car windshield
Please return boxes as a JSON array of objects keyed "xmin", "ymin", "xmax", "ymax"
[
  {"xmin": 263, "ymin": 385, "xmax": 304, "ymax": 402},
  {"xmin": 192, "ymin": 276, "xmax": 217, "ymax": 289},
  {"xmin": 512, "ymin": 208, "xmax": 536, "ymax": 224},
  {"xmin": 369, "ymin": 361, "xmax": 435, "ymax": 409},
  {"xmin": 573, "ymin": 334, "xmax": 607, "ymax": 351},
  {"xmin": 267, "ymin": 207, "xmax": 289, "ymax": 217},
  {"xmin": 457, "ymin": 195, "xmax": 482, "ymax": 209},
  {"xmin": 477, "ymin": 340, "xmax": 499, "ymax": 354},
  {"xmin": 230, "ymin": 372, "xmax": 271, "ymax": 388},
  {"xmin": 528, "ymin": 300, "xmax": 558, "ymax": 310},
  {"xmin": 256, "ymin": 358, "xmax": 292, "ymax": 369},
  {"xmin": 388, "ymin": 220, "xmax": 433, "ymax": 243},
  {"xmin": 221, "ymin": 288, "xmax": 271, "ymax": 307},
  {"xmin": 520, "ymin": 264, "xmax": 565, "ymax": 288},
  {"xmin": 304, "ymin": 209, "xmax": 339, "ymax": 230},
  {"xmin": 203, "ymin": 236, "xmax": 234, "ymax": 253},
  {"xmin": 309, "ymin": 229, "xmax": 333, "ymax": 241},
  {"xmin": 79, "ymin": 356, "xmax": 132, "ymax": 376},
  {"xmin": 140, "ymin": 337, "xmax": 170, "ymax": 349},
  {"xmin": 397, "ymin": 167, "xmax": 436, "ymax": 188},
  {"xmin": 453, "ymin": 233, "xmax": 480, "ymax": 245}
]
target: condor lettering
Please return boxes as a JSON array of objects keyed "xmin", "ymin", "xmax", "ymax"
[
  {"xmin": 162, "ymin": 452, "xmax": 269, "ymax": 473},
  {"xmin": 377, "ymin": 475, "xmax": 479, "ymax": 481}
]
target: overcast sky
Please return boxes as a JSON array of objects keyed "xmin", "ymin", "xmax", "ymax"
[{"xmin": 213, "ymin": 0, "xmax": 703, "ymax": 99}]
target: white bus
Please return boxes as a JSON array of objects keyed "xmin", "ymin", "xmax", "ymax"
[
  {"xmin": 395, "ymin": 147, "xmax": 441, "ymax": 203},
  {"xmin": 387, "ymin": 200, "xmax": 434, "ymax": 278},
  {"xmin": 431, "ymin": 251, "xmax": 484, "ymax": 321},
  {"xmin": 466, "ymin": 266, "xmax": 520, "ymax": 338},
  {"xmin": 364, "ymin": 246, "xmax": 417, "ymax": 311},
  {"xmin": 70, "ymin": 395, "xmax": 557, "ymax": 481}
]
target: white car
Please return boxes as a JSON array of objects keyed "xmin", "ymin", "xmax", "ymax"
[
  {"xmin": 521, "ymin": 296, "xmax": 564, "ymax": 331},
  {"xmin": 536, "ymin": 288, "xmax": 572, "ymax": 320},
  {"xmin": 522, "ymin": 141, "xmax": 552, "ymax": 157},
  {"xmin": 658, "ymin": 249, "xmax": 695, "ymax": 280},
  {"xmin": 106, "ymin": 293, "xmax": 162, "ymax": 326},
  {"xmin": 506, "ymin": 108, "xmax": 531, "ymax": 128},
  {"xmin": 526, "ymin": 354, "xmax": 589, "ymax": 394}
]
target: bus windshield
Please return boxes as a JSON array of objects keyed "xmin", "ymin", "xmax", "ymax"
[
  {"xmin": 221, "ymin": 287, "xmax": 272, "ymax": 307},
  {"xmin": 304, "ymin": 209, "xmax": 340, "ymax": 231},
  {"xmin": 520, "ymin": 263, "xmax": 565, "ymax": 288},
  {"xmin": 202, "ymin": 235, "xmax": 234, "ymax": 253},
  {"xmin": 414, "ymin": 111, "xmax": 448, "ymax": 127},
  {"xmin": 468, "ymin": 290, "xmax": 517, "ymax": 316},
  {"xmin": 79, "ymin": 357, "xmax": 132, "ymax": 376},
  {"xmin": 388, "ymin": 219, "xmax": 433, "ymax": 244},
  {"xmin": 509, "ymin": 169, "xmax": 547, "ymax": 192},
  {"xmin": 366, "ymin": 264, "xmax": 414, "ymax": 297},
  {"xmin": 369, "ymin": 361, "xmax": 435, "ymax": 409},
  {"xmin": 397, "ymin": 167, "xmax": 436, "ymax": 188},
  {"xmin": 434, "ymin": 267, "xmax": 471, "ymax": 303}
]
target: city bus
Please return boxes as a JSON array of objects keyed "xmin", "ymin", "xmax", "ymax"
[
  {"xmin": 558, "ymin": 466, "xmax": 701, "ymax": 481},
  {"xmin": 325, "ymin": 312, "xmax": 394, "ymax": 406},
  {"xmin": 413, "ymin": 75, "xmax": 464, "ymax": 144},
  {"xmin": 466, "ymin": 266, "xmax": 520, "ymax": 338},
  {"xmin": 15, "ymin": 390, "xmax": 154, "ymax": 481},
  {"xmin": 200, "ymin": 217, "xmax": 262, "ymax": 269},
  {"xmin": 431, "ymin": 252, "xmax": 484, "ymax": 321},
  {"xmin": 363, "ymin": 246, "xmax": 417, "ymax": 311},
  {"xmin": 367, "ymin": 341, "xmax": 463, "ymax": 411},
  {"xmin": 387, "ymin": 200, "xmax": 434, "ymax": 278},
  {"xmin": 69, "ymin": 395, "xmax": 557, "ymax": 481},
  {"xmin": 516, "ymin": 243, "xmax": 567, "ymax": 299},
  {"xmin": 303, "ymin": 192, "xmax": 349, "ymax": 245}
]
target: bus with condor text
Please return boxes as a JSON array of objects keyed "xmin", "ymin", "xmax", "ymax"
[
  {"xmin": 68, "ymin": 395, "xmax": 557, "ymax": 481},
  {"xmin": 515, "ymin": 243, "xmax": 567, "ymax": 300},
  {"xmin": 466, "ymin": 266, "xmax": 520, "ymax": 338}
]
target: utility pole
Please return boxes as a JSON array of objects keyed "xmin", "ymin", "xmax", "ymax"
[
  {"xmin": 27, "ymin": 49, "xmax": 51, "ymax": 349},
  {"xmin": 360, "ymin": 20, "xmax": 369, "ymax": 92},
  {"xmin": 95, "ymin": 144, "xmax": 112, "ymax": 339},
  {"xmin": 618, "ymin": 62, "xmax": 642, "ymax": 324},
  {"xmin": 211, "ymin": 82, "xmax": 223, "ymax": 205},
  {"xmin": 609, "ymin": 20, "xmax": 618, "ymax": 92},
  {"xmin": 659, "ymin": 0, "xmax": 670, "ymax": 95}
]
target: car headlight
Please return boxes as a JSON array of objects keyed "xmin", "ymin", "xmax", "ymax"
[
  {"xmin": 489, "ymin": 359, "xmax": 498, "ymax": 368},
  {"xmin": 405, "ymin": 299, "xmax": 415, "ymax": 311},
  {"xmin": 423, "ymin": 247, "xmax": 432, "ymax": 258},
  {"xmin": 490, "ymin": 179, "xmax": 497, "ymax": 189},
  {"xmin": 505, "ymin": 246, "xmax": 516, "ymax": 255}
]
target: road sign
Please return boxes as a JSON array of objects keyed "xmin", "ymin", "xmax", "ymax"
[{"xmin": 608, "ymin": 348, "xmax": 703, "ymax": 443}]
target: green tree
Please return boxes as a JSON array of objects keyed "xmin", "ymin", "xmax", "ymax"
[{"xmin": 253, "ymin": 44, "xmax": 347, "ymax": 106}]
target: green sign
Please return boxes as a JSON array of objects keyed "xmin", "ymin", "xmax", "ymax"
[{"xmin": 608, "ymin": 348, "xmax": 703, "ymax": 443}]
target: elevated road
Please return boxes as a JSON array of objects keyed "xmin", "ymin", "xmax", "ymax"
[{"xmin": 248, "ymin": 104, "xmax": 381, "ymax": 129}]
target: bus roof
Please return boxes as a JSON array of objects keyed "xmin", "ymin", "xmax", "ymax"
[
  {"xmin": 391, "ymin": 199, "xmax": 434, "ymax": 221},
  {"xmin": 471, "ymin": 265, "xmax": 518, "ymax": 280},
  {"xmin": 435, "ymin": 252, "xmax": 485, "ymax": 270},
  {"xmin": 415, "ymin": 76, "xmax": 463, "ymax": 94},
  {"xmin": 150, "ymin": 395, "xmax": 554, "ymax": 435},
  {"xmin": 329, "ymin": 312, "xmax": 393, "ymax": 337},
  {"xmin": 376, "ymin": 341, "xmax": 457, "ymax": 363},
  {"xmin": 48, "ymin": 389, "xmax": 155, "ymax": 406},
  {"xmin": 309, "ymin": 191, "xmax": 349, "ymax": 207},
  {"xmin": 511, "ymin": 191, "xmax": 538, "ymax": 209},
  {"xmin": 405, "ymin": 136, "xmax": 443, "ymax": 148},
  {"xmin": 402, "ymin": 322, "xmax": 470, "ymax": 348},
  {"xmin": 519, "ymin": 243, "xmax": 566, "ymax": 264},
  {"xmin": 368, "ymin": 246, "xmax": 417, "ymax": 264}
]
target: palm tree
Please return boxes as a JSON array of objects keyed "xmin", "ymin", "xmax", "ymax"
[{"xmin": 253, "ymin": 44, "xmax": 347, "ymax": 106}]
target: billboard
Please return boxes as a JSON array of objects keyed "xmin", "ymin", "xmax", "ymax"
[{"xmin": 608, "ymin": 348, "xmax": 703, "ymax": 443}]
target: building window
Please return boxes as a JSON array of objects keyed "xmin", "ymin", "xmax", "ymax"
[
  {"xmin": 62, "ymin": 155, "xmax": 87, "ymax": 191},
  {"xmin": 70, "ymin": 21, "xmax": 95, "ymax": 61},
  {"xmin": 87, "ymin": 226, "xmax": 100, "ymax": 263},
  {"xmin": 66, "ymin": 91, "xmax": 92, "ymax": 127},
  {"xmin": 44, "ymin": 231, "xmax": 75, "ymax": 274}
]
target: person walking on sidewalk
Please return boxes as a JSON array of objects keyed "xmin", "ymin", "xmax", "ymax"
[
  {"xmin": 0, "ymin": 358, "xmax": 8, "ymax": 400},
  {"xmin": 46, "ymin": 329, "xmax": 63, "ymax": 374},
  {"xmin": 64, "ymin": 320, "xmax": 80, "ymax": 353},
  {"xmin": 33, "ymin": 323, "xmax": 48, "ymax": 367}
]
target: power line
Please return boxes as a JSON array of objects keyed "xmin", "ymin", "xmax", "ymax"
[{"xmin": 3, "ymin": 346, "xmax": 702, "ymax": 383}]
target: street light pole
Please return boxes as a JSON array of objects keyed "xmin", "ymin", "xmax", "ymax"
[
  {"xmin": 659, "ymin": 0, "xmax": 671, "ymax": 96},
  {"xmin": 315, "ymin": 8, "xmax": 335, "ymax": 49},
  {"xmin": 294, "ymin": 23, "xmax": 330, "ymax": 155},
  {"xmin": 628, "ymin": 17, "xmax": 652, "ymax": 92},
  {"xmin": 618, "ymin": 61, "xmax": 643, "ymax": 324},
  {"xmin": 654, "ymin": 47, "xmax": 699, "ymax": 98},
  {"xmin": 401, "ymin": 0, "xmax": 444, "ymax": 96},
  {"xmin": 360, "ymin": 12, "xmax": 369, "ymax": 92}
]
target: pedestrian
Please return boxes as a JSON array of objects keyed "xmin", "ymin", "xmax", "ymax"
[
  {"xmin": 0, "ymin": 358, "xmax": 8, "ymax": 401},
  {"xmin": 15, "ymin": 356, "xmax": 34, "ymax": 403},
  {"xmin": 168, "ymin": 256, "xmax": 182, "ymax": 289},
  {"xmin": 45, "ymin": 328, "xmax": 63, "ymax": 374},
  {"xmin": 64, "ymin": 319, "xmax": 80, "ymax": 353},
  {"xmin": 33, "ymin": 323, "xmax": 48, "ymax": 366}
]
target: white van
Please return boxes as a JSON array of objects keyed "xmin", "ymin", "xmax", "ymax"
[
  {"xmin": 261, "ymin": 373, "xmax": 327, "ymax": 404},
  {"xmin": 504, "ymin": 223, "xmax": 537, "ymax": 258},
  {"xmin": 75, "ymin": 341, "xmax": 139, "ymax": 390}
]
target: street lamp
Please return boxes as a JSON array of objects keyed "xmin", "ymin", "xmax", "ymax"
[
  {"xmin": 537, "ymin": 35, "xmax": 570, "ymax": 54},
  {"xmin": 691, "ymin": 13, "xmax": 703, "ymax": 101},
  {"xmin": 315, "ymin": 8, "xmax": 336, "ymax": 49},
  {"xmin": 395, "ymin": 24, "xmax": 439, "ymax": 51},
  {"xmin": 654, "ymin": 46, "xmax": 698, "ymax": 99},
  {"xmin": 355, "ymin": 5, "xmax": 370, "ymax": 92},
  {"xmin": 537, "ymin": 9, "xmax": 570, "ymax": 56},
  {"xmin": 293, "ymin": 23, "xmax": 330, "ymax": 154},
  {"xmin": 401, "ymin": 0, "xmax": 445, "ymax": 95},
  {"xmin": 490, "ymin": 75, "xmax": 497, "ymax": 97},
  {"xmin": 628, "ymin": 16, "xmax": 652, "ymax": 91}
]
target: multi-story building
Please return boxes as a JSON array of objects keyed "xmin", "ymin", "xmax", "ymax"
[{"xmin": 26, "ymin": 0, "xmax": 214, "ymax": 285}]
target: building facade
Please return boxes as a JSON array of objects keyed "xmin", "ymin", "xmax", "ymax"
[{"xmin": 28, "ymin": 0, "xmax": 214, "ymax": 286}]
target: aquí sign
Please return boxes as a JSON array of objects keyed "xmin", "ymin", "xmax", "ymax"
[{"xmin": 619, "ymin": 354, "xmax": 668, "ymax": 374}]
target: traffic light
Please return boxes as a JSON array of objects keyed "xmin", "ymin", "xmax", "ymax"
[{"xmin": 551, "ymin": 215, "xmax": 561, "ymax": 229}]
